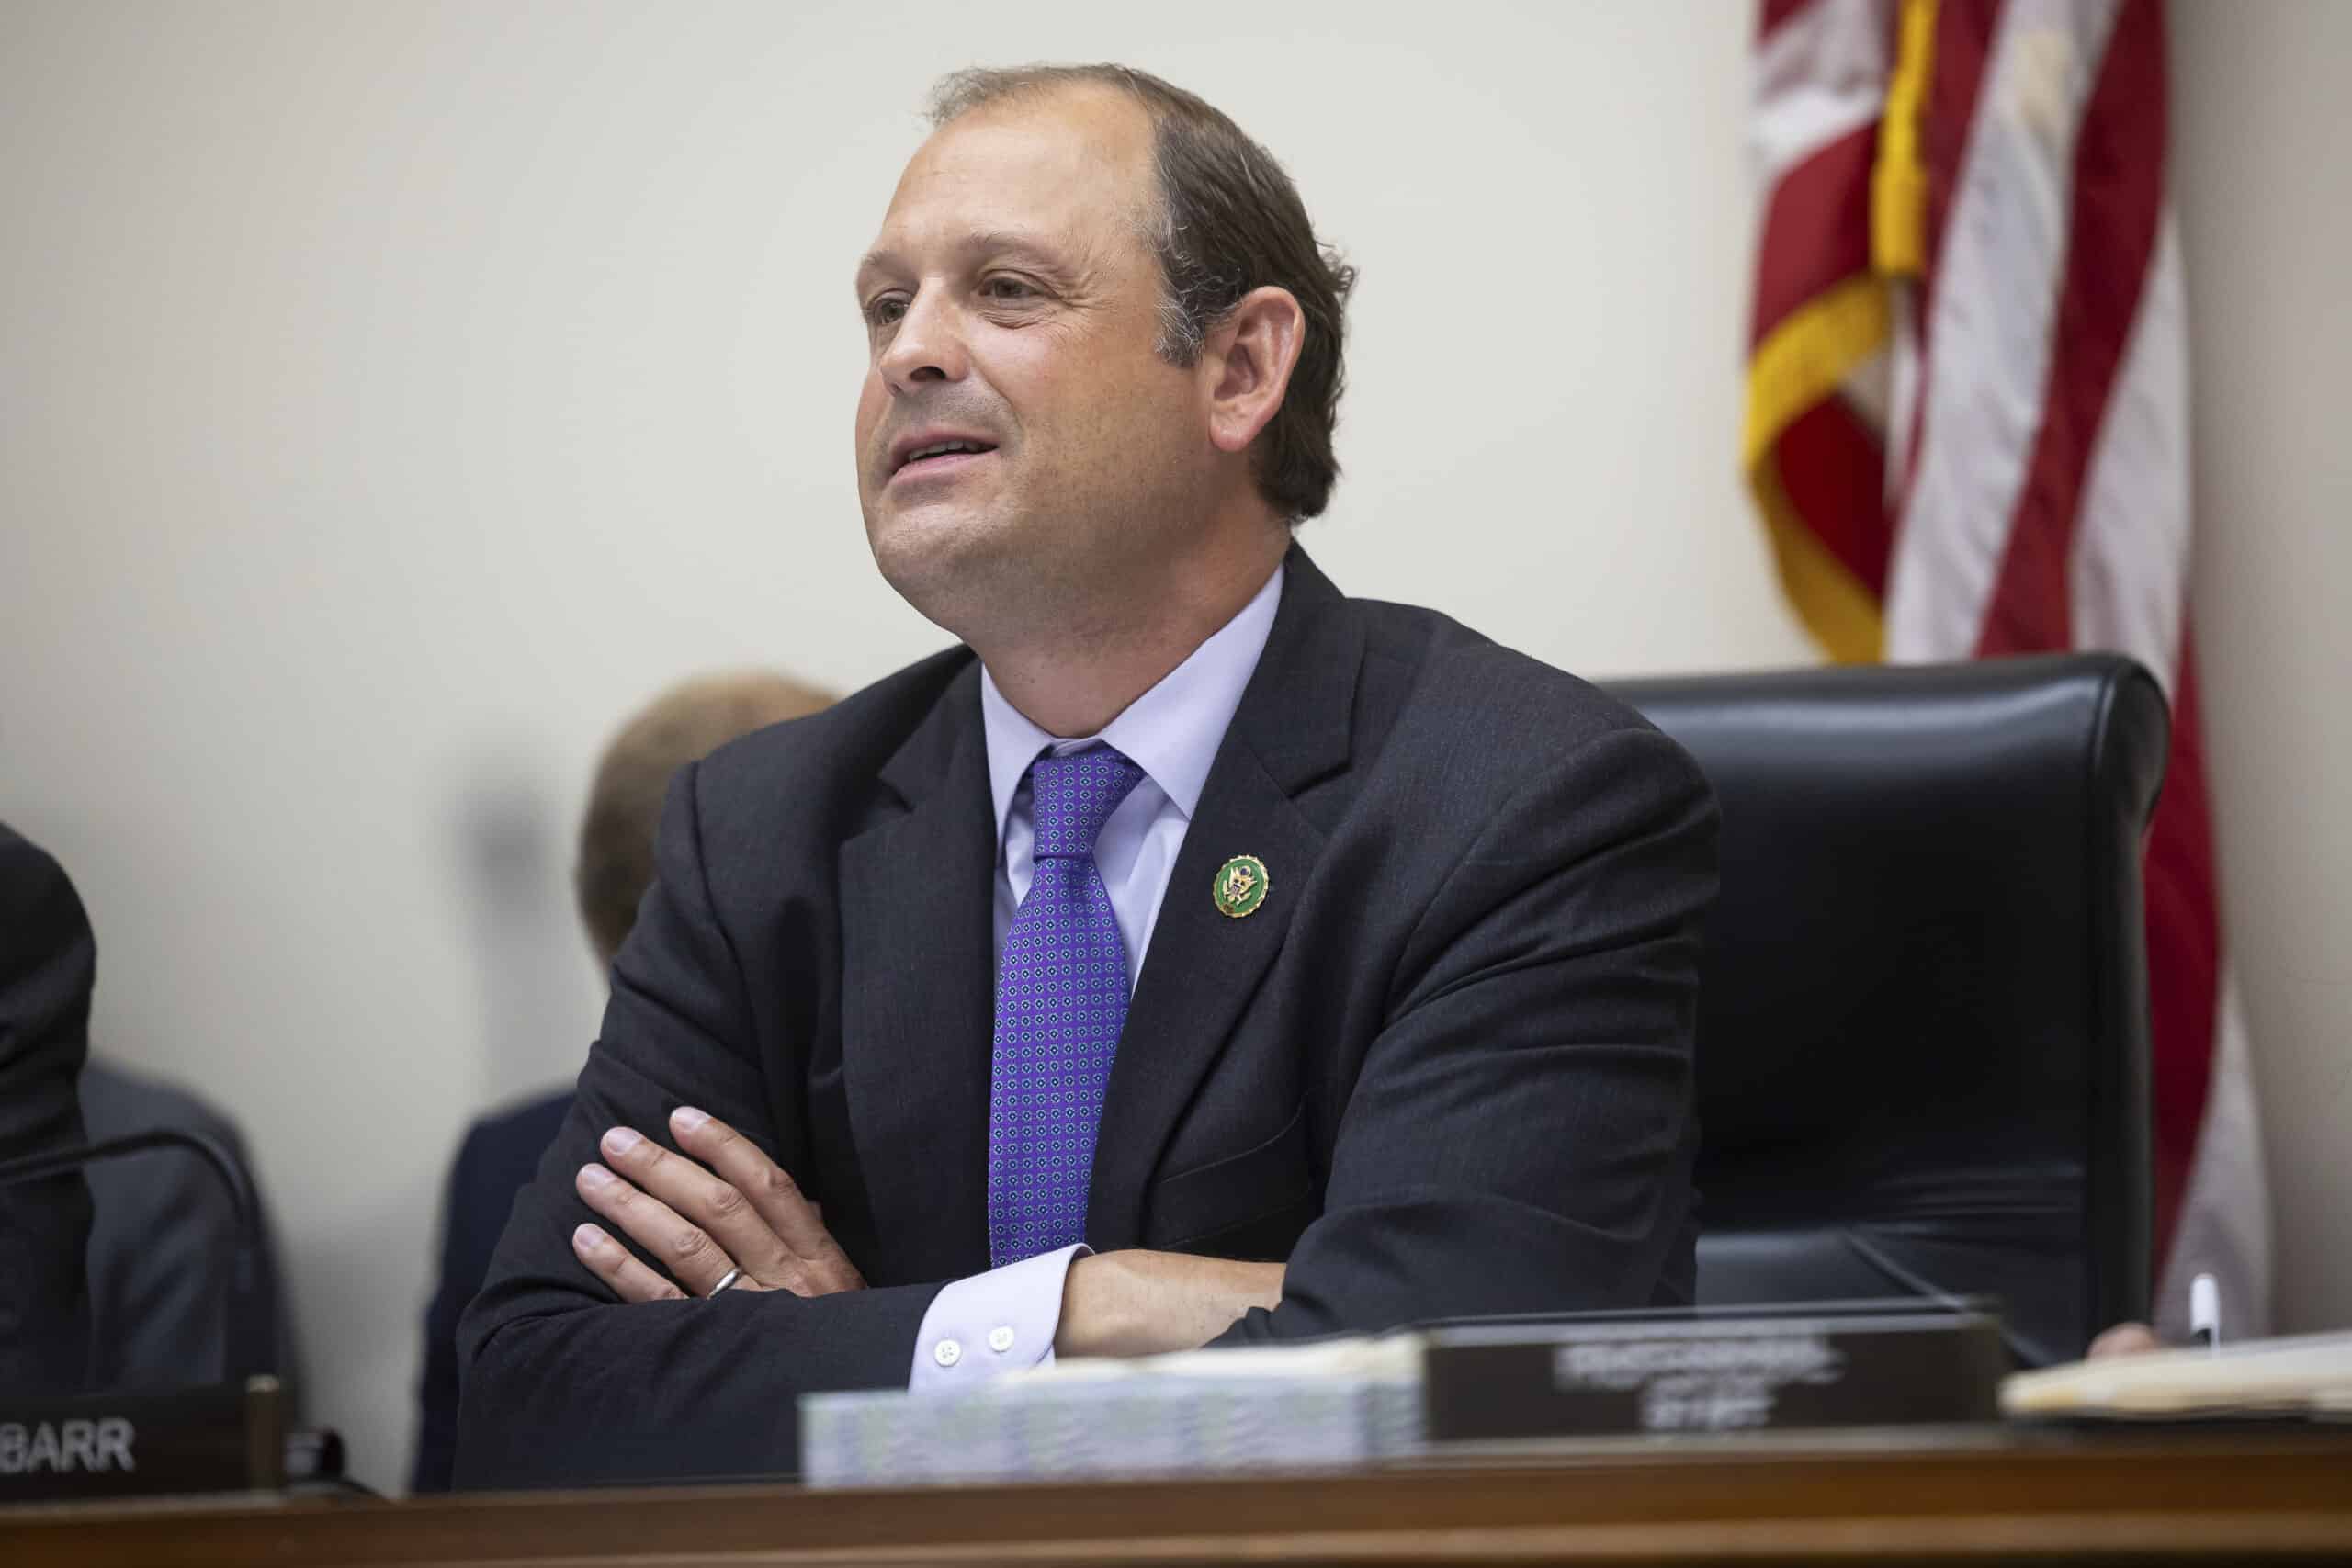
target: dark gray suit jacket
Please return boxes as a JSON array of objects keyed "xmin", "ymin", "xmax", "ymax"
[
  {"xmin": 456, "ymin": 549, "xmax": 1718, "ymax": 1487},
  {"xmin": 79, "ymin": 1059, "xmax": 301, "ymax": 1404}
]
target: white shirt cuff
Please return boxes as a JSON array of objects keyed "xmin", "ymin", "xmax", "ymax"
[{"xmin": 908, "ymin": 1243, "xmax": 1088, "ymax": 1393}]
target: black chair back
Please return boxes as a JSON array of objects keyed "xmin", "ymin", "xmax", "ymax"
[{"xmin": 1609, "ymin": 653, "xmax": 2167, "ymax": 1364}]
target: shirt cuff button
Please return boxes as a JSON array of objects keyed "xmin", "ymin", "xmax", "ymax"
[
  {"xmin": 933, "ymin": 1338, "xmax": 963, "ymax": 1368},
  {"xmin": 988, "ymin": 1325, "xmax": 1016, "ymax": 1353}
]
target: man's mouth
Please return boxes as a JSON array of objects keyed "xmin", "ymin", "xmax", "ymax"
[{"xmin": 889, "ymin": 436, "xmax": 1000, "ymax": 481}]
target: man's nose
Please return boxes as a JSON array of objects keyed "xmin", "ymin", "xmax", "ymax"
[{"xmin": 878, "ymin": 287, "xmax": 968, "ymax": 393}]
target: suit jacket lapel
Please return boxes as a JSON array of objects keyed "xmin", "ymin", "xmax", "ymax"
[
  {"xmin": 839, "ymin": 661, "xmax": 998, "ymax": 1280},
  {"xmin": 1086, "ymin": 547, "xmax": 1362, "ymax": 1248}
]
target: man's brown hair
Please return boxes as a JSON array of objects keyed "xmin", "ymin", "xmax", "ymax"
[
  {"xmin": 927, "ymin": 64, "xmax": 1357, "ymax": 523},
  {"xmin": 576, "ymin": 671, "xmax": 832, "ymax": 968}
]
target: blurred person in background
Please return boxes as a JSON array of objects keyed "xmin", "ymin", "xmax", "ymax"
[
  {"xmin": 0, "ymin": 823, "xmax": 96, "ymax": 1393},
  {"xmin": 410, "ymin": 669, "xmax": 831, "ymax": 1493},
  {"xmin": 1, "ymin": 825, "xmax": 291, "ymax": 1401}
]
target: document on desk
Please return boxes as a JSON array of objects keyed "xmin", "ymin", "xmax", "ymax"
[
  {"xmin": 800, "ymin": 1334, "xmax": 1425, "ymax": 1488},
  {"xmin": 2000, "ymin": 1331, "xmax": 2352, "ymax": 1421}
]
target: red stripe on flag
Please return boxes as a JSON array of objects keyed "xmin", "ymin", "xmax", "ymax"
[
  {"xmin": 1759, "ymin": 0, "xmax": 1820, "ymax": 40},
  {"xmin": 2143, "ymin": 642, "xmax": 2222, "ymax": 1260},
  {"xmin": 1776, "ymin": 394, "xmax": 1893, "ymax": 598},
  {"xmin": 1896, "ymin": 0, "xmax": 2005, "ymax": 509},
  {"xmin": 1751, "ymin": 122, "xmax": 1880, "ymax": 348},
  {"xmin": 1975, "ymin": 0, "xmax": 2167, "ymax": 657}
]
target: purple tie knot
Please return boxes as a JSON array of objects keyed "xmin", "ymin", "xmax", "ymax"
[{"xmin": 1028, "ymin": 747, "xmax": 1144, "ymax": 861}]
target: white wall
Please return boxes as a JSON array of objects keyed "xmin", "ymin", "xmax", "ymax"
[
  {"xmin": 0, "ymin": 1, "xmax": 2339, "ymax": 1493},
  {"xmin": 2171, "ymin": 0, "xmax": 2352, "ymax": 1350}
]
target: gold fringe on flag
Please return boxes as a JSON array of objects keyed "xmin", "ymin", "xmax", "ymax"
[
  {"xmin": 1872, "ymin": 0, "xmax": 1938, "ymax": 278},
  {"xmin": 1742, "ymin": 0, "xmax": 1938, "ymax": 664}
]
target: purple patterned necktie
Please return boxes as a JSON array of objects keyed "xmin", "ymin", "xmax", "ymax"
[{"xmin": 987, "ymin": 745, "xmax": 1146, "ymax": 1267}]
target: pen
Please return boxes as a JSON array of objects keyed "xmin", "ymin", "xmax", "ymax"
[{"xmin": 2190, "ymin": 1271, "xmax": 2222, "ymax": 1353}]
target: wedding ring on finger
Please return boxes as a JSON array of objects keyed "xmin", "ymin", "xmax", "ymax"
[{"xmin": 707, "ymin": 1266, "xmax": 744, "ymax": 1298}]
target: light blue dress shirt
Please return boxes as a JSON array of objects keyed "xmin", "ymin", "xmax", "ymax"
[{"xmin": 907, "ymin": 562, "xmax": 1285, "ymax": 1391}]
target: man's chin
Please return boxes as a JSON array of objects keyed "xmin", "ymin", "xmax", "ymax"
[{"xmin": 866, "ymin": 506, "xmax": 1019, "ymax": 632}]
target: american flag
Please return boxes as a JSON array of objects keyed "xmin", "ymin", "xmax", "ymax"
[{"xmin": 1744, "ymin": 0, "xmax": 2268, "ymax": 1340}]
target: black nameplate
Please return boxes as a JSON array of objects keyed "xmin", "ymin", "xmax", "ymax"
[
  {"xmin": 0, "ymin": 1377, "xmax": 282, "ymax": 1502},
  {"xmin": 1422, "ymin": 1302, "xmax": 2007, "ymax": 1442}
]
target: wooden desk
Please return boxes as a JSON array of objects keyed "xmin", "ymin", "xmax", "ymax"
[{"xmin": 5, "ymin": 1429, "xmax": 2349, "ymax": 1564}]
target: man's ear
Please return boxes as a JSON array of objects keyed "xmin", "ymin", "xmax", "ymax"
[{"xmin": 1202, "ymin": 286, "xmax": 1306, "ymax": 457}]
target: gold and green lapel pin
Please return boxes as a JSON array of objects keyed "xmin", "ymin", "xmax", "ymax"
[{"xmin": 1212, "ymin": 853, "xmax": 1270, "ymax": 919}]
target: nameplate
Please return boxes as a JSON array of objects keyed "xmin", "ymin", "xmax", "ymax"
[
  {"xmin": 0, "ymin": 1377, "xmax": 282, "ymax": 1502},
  {"xmin": 1422, "ymin": 1301, "xmax": 2006, "ymax": 1442}
]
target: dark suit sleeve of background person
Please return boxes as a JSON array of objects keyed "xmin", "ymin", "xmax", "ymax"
[
  {"xmin": 0, "ymin": 824, "xmax": 96, "ymax": 1394},
  {"xmin": 1216, "ymin": 699, "xmax": 1719, "ymax": 1345},
  {"xmin": 453, "ymin": 767, "xmax": 947, "ymax": 1490},
  {"xmin": 411, "ymin": 1091, "xmax": 567, "ymax": 1495}
]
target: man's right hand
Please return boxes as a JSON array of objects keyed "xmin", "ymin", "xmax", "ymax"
[
  {"xmin": 1055, "ymin": 1250, "xmax": 1283, "ymax": 1359},
  {"xmin": 571, "ymin": 1106, "xmax": 867, "ymax": 1303}
]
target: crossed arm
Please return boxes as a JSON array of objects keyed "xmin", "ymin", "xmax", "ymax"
[
  {"xmin": 453, "ymin": 764, "xmax": 1286, "ymax": 1490},
  {"xmin": 570, "ymin": 1104, "xmax": 1283, "ymax": 1359}
]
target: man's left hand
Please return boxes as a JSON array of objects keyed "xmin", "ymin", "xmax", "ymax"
[
  {"xmin": 1056, "ymin": 1249, "xmax": 1283, "ymax": 1358},
  {"xmin": 571, "ymin": 1106, "xmax": 867, "ymax": 1303},
  {"xmin": 2086, "ymin": 1322, "xmax": 2164, "ymax": 1359}
]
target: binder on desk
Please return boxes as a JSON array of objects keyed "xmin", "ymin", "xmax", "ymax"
[{"xmin": 802, "ymin": 1334, "xmax": 1422, "ymax": 1487}]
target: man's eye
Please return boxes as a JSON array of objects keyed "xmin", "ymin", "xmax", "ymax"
[
  {"xmin": 865, "ymin": 295, "xmax": 908, "ymax": 327},
  {"xmin": 980, "ymin": 276, "xmax": 1037, "ymax": 302}
]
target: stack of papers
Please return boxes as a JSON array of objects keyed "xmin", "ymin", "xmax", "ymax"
[
  {"xmin": 799, "ymin": 1334, "xmax": 1424, "ymax": 1487},
  {"xmin": 2000, "ymin": 1331, "xmax": 2352, "ymax": 1421}
]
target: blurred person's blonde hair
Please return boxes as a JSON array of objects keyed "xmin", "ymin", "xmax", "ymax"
[{"xmin": 576, "ymin": 671, "xmax": 832, "ymax": 968}]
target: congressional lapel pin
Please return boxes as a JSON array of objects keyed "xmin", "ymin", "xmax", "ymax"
[{"xmin": 1212, "ymin": 853, "xmax": 1270, "ymax": 919}]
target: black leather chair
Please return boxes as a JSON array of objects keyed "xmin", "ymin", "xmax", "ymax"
[{"xmin": 1607, "ymin": 654, "xmax": 2168, "ymax": 1366}]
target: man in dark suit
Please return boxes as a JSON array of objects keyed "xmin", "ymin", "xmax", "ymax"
[
  {"xmin": 456, "ymin": 64, "xmax": 1716, "ymax": 1488},
  {"xmin": 0, "ymin": 824, "xmax": 96, "ymax": 1394}
]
